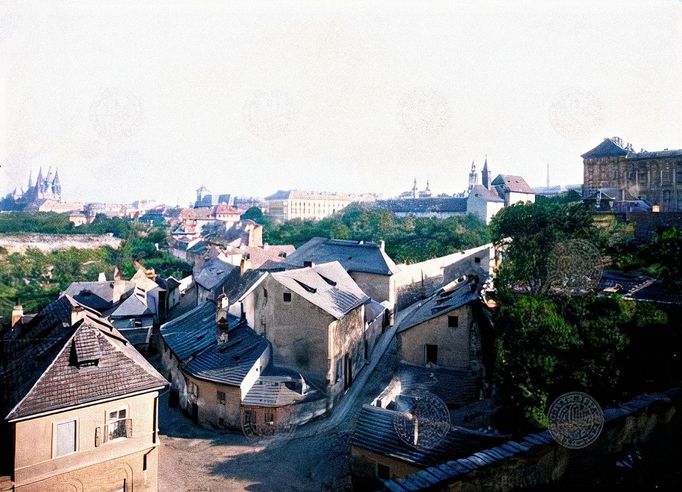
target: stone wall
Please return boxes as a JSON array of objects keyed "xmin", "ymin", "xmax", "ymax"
[
  {"xmin": 0, "ymin": 233, "xmax": 122, "ymax": 253},
  {"xmin": 384, "ymin": 389, "xmax": 681, "ymax": 491}
]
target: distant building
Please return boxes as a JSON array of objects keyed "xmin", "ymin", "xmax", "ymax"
[
  {"xmin": 194, "ymin": 186, "xmax": 231, "ymax": 208},
  {"xmin": 1, "ymin": 167, "xmax": 84, "ymax": 213},
  {"xmin": 375, "ymin": 197, "xmax": 468, "ymax": 218},
  {"xmin": 582, "ymin": 137, "xmax": 682, "ymax": 212},
  {"xmin": 264, "ymin": 190, "xmax": 376, "ymax": 221},
  {"xmin": 0, "ymin": 296, "xmax": 168, "ymax": 491}
]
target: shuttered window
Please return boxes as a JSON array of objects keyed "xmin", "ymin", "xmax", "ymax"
[{"xmin": 56, "ymin": 420, "xmax": 77, "ymax": 457}]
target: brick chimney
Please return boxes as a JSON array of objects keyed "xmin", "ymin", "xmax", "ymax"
[
  {"xmin": 216, "ymin": 294, "xmax": 229, "ymax": 343},
  {"xmin": 11, "ymin": 305, "xmax": 23, "ymax": 328},
  {"xmin": 71, "ymin": 304, "xmax": 87, "ymax": 326}
]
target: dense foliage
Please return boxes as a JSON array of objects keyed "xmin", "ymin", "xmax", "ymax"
[
  {"xmin": 0, "ymin": 215, "xmax": 191, "ymax": 325},
  {"xmin": 490, "ymin": 200, "xmax": 677, "ymax": 431},
  {"xmin": 259, "ymin": 204, "xmax": 490, "ymax": 263},
  {"xmin": 0, "ymin": 212, "xmax": 134, "ymax": 237}
]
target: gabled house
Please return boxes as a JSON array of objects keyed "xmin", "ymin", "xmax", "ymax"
[
  {"xmin": 256, "ymin": 262, "xmax": 372, "ymax": 399},
  {"xmin": 0, "ymin": 296, "xmax": 168, "ymax": 491},
  {"xmin": 396, "ymin": 275, "xmax": 484, "ymax": 370},
  {"xmin": 284, "ymin": 237, "xmax": 399, "ymax": 309},
  {"xmin": 490, "ymin": 174, "xmax": 536, "ymax": 206},
  {"xmin": 467, "ymin": 184, "xmax": 505, "ymax": 225}
]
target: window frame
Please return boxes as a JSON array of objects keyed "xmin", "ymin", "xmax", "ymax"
[{"xmin": 105, "ymin": 406, "xmax": 130, "ymax": 442}]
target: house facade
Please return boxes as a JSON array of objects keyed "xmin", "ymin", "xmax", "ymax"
[{"xmin": 0, "ymin": 296, "xmax": 168, "ymax": 492}]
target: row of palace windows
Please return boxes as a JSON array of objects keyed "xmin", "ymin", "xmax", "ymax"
[{"xmin": 54, "ymin": 407, "xmax": 131, "ymax": 459}]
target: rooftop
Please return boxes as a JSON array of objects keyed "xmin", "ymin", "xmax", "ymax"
[
  {"xmin": 194, "ymin": 257, "xmax": 239, "ymax": 291},
  {"xmin": 272, "ymin": 261, "xmax": 370, "ymax": 319},
  {"xmin": 490, "ymin": 175, "xmax": 535, "ymax": 195},
  {"xmin": 1, "ymin": 295, "xmax": 167, "ymax": 421},
  {"xmin": 285, "ymin": 237, "xmax": 399, "ymax": 276},
  {"xmin": 398, "ymin": 276, "xmax": 480, "ymax": 333},
  {"xmin": 375, "ymin": 197, "xmax": 468, "ymax": 214},
  {"xmin": 62, "ymin": 280, "xmax": 135, "ymax": 312}
]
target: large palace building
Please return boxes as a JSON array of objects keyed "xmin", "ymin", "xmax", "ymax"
[{"xmin": 582, "ymin": 137, "xmax": 682, "ymax": 212}]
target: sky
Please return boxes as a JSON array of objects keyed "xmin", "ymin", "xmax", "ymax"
[{"xmin": 1, "ymin": 0, "xmax": 681, "ymax": 206}]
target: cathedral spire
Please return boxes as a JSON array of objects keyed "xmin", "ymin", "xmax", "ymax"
[
  {"xmin": 35, "ymin": 167, "xmax": 44, "ymax": 192},
  {"xmin": 27, "ymin": 170, "xmax": 33, "ymax": 190},
  {"xmin": 52, "ymin": 169, "xmax": 62, "ymax": 198},
  {"xmin": 468, "ymin": 160, "xmax": 479, "ymax": 192},
  {"xmin": 481, "ymin": 156, "xmax": 489, "ymax": 189}
]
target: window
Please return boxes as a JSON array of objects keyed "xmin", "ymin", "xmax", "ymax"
[
  {"xmin": 264, "ymin": 409, "xmax": 274, "ymax": 424},
  {"xmin": 448, "ymin": 315, "xmax": 459, "ymax": 328},
  {"xmin": 425, "ymin": 344, "xmax": 438, "ymax": 364},
  {"xmin": 283, "ymin": 292, "xmax": 292, "ymax": 302},
  {"xmin": 55, "ymin": 420, "xmax": 77, "ymax": 457},
  {"xmin": 189, "ymin": 382, "xmax": 199, "ymax": 398},
  {"xmin": 474, "ymin": 257, "xmax": 481, "ymax": 264},
  {"xmin": 106, "ymin": 409, "xmax": 131, "ymax": 441},
  {"xmin": 217, "ymin": 391, "xmax": 226, "ymax": 405},
  {"xmin": 377, "ymin": 463, "xmax": 390, "ymax": 480},
  {"xmin": 303, "ymin": 261, "xmax": 313, "ymax": 268}
]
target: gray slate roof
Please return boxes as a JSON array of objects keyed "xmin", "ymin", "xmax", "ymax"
[
  {"xmin": 109, "ymin": 292, "xmax": 153, "ymax": 318},
  {"xmin": 183, "ymin": 324, "xmax": 268, "ymax": 387},
  {"xmin": 627, "ymin": 149, "xmax": 682, "ymax": 160},
  {"xmin": 161, "ymin": 301, "xmax": 267, "ymax": 387},
  {"xmin": 1, "ymin": 295, "xmax": 167, "ymax": 421},
  {"xmin": 160, "ymin": 302, "xmax": 229, "ymax": 361},
  {"xmin": 396, "ymin": 363, "xmax": 480, "ymax": 406},
  {"xmin": 63, "ymin": 280, "xmax": 135, "ymax": 312},
  {"xmin": 194, "ymin": 257, "xmax": 239, "ymax": 292},
  {"xmin": 285, "ymin": 237, "xmax": 399, "ymax": 276},
  {"xmin": 398, "ymin": 276, "xmax": 480, "ymax": 333},
  {"xmin": 242, "ymin": 366, "xmax": 316, "ymax": 407},
  {"xmin": 350, "ymin": 404, "xmax": 506, "ymax": 468},
  {"xmin": 581, "ymin": 138, "xmax": 630, "ymax": 159},
  {"xmin": 272, "ymin": 262, "xmax": 370, "ymax": 319}
]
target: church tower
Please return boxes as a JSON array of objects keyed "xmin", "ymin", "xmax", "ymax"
[
  {"xmin": 482, "ymin": 157, "xmax": 491, "ymax": 190},
  {"xmin": 468, "ymin": 161, "xmax": 478, "ymax": 192},
  {"xmin": 51, "ymin": 169, "xmax": 62, "ymax": 199}
]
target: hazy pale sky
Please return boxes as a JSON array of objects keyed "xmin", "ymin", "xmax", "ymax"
[{"xmin": 1, "ymin": 0, "xmax": 681, "ymax": 205}]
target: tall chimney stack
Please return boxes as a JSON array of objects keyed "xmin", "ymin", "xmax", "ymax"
[
  {"xmin": 216, "ymin": 294, "xmax": 229, "ymax": 343},
  {"xmin": 11, "ymin": 305, "xmax": 24, "ymax": 328}
]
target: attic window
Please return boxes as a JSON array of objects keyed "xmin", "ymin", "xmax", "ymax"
[
  {"xmin": 474, "ymin": 257, "xmax": 481, "ymax": 264},
  {"xmin": 283, "ymin": 292, "xmax": 292, "ymax": 302},
  {"xmin": 303, "ymin": 261, "xmax": 313, "ymax": 268},
  {"xmin": 294, "ymin": 280, "xmax": 317, "ymax": 293},
  {"xmin": 317, "ymin": 274, "xmax": 337, "ymax": 286}
]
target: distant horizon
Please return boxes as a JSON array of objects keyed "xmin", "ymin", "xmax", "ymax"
[{"xmin": 2, "ymin": 0, "xmax": 681, "ymax": 205}]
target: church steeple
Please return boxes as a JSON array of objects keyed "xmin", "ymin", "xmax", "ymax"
[
  {"xmin": 51, "ymin": 169, "xmax": 62, "ymax": 198},
  {"xmin": 27, "ymin": 170, "xmax": 33, "ymax": 190},
  {"xmin": 411, "ymin": 177, "xmax": 418, "ymax": 198},
  {"xmin": 468, "ymin": 160, "xmax": 478, "ymax": 192},
  {"xmin": 482, "ymin": 156, "xmax": 491, "ymax": 189}
]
